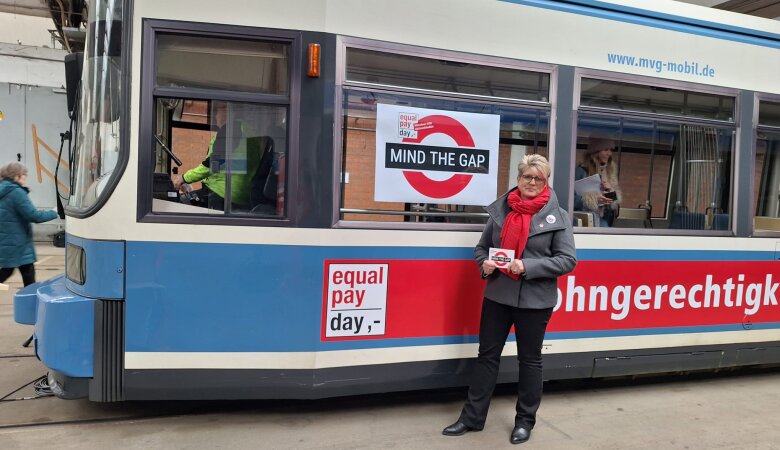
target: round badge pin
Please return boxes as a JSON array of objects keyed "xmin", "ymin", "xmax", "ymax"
[{"xmin": 546, "ymin": 215, "xmax": 556, "ymax": 224}]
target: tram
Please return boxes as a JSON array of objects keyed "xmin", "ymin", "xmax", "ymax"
[{"xmin": 14, "ymin": 0, "xmax": 780, "ymax": 401}]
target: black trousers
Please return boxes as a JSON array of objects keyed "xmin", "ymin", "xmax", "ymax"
[
  {"xmin": 192, "ymin": 185, "xmax": 247, "ymax": 212},
  {"xmin": 459, "ymin": 298, "xmax": 553, "ymax": 430},
  {"xmin": 191, "ymin": 185, "xmax": 224, "ymax": 210},
  {"xmin": 0, "ymin": 263, "xmax": 36, "ymax": 286}
]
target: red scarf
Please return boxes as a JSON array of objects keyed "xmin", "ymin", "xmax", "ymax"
[{"xmin": 499, "ymin": 186, "xmax": 550, "ymax": 280}]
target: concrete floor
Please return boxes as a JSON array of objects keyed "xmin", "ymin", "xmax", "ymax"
[{"xmin": 1, "ymin": 245, "xmax": 779, "ymax": 449}]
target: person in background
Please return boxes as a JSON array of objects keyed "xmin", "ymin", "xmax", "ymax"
[
  {"xmin": 0, "ymin": 162, "xmax": 58, "ymax": 286},
  {"xmin": 172, "ymin": 101, "xmax": 229, "ymax": 209},
  {"xmin": 172, "ymin": 102, "xmax": 264, "ymax": 211},
  {"xmin": 442, "ymin": 154, "xmax": 576, "ymax": 445},
  {"xmin": 574, "ymin": 137, "xmax": 622, "ymax": 227}
]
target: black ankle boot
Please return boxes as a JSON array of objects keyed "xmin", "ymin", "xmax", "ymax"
[
  {"xmin": 510, "ymin": 425, "xmax": 531, "ymax": 444},
  {"xmin": 442, "ymin": 421, "xmax": 475, "ymax": 436}
]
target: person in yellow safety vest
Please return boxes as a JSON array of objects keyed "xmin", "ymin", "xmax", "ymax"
[{"xmin": 172, "ymin": 102, "xmax": 264, "ymax": 211}]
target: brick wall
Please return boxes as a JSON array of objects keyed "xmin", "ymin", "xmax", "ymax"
[
  {"xmin": 172, "ymin": 128, "xmax": 213, "ymax": 189},
  {"xmin": 171, "ymin": 100, "xmax": 212, "ymax": 189}
]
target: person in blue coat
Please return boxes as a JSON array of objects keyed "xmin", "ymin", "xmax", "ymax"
[{"xmin": 0, "ymin": 162, "xmax": 58, "ymax": 286}]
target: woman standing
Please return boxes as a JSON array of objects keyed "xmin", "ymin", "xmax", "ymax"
[
  {"xmin": 574, "ymin": 138, "xmax": 622, "ymax": 227},
  {"xmin": 442, "ymin": 154, "xmax": 576, "ymax": 444},
  {"xmin": 0, "ymin": 162, "xmax": 58, "ymax": 286}
]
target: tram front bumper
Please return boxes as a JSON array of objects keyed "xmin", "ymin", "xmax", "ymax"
[
  {"xmin": 13, "ymin": 274, "xmax": 95, "ymax": 378},
  {"xmin": 13, "ymin": 282, "xmax": 38, "ymax": 325}
]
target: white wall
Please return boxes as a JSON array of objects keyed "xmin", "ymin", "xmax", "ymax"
[
  {"xmin": 0, "ymin": 11, "xmax": 60, "ymax": 48},
  {"xmin": 0, "ymin": 12, "xmax": 68, "ymax": 239}
]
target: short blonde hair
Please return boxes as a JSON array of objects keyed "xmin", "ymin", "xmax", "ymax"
[
  {"xmin": 0, "ymin": 162, "xmax": 28, "ymax": 181},
  {"xmin": 517, "ymin": 154, "xmax": 551, "ymax": 179}
]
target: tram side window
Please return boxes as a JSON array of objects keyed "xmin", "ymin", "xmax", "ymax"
[
  {"xmin": 340, "ymin": 91, "xmax": 548, "ymax": 224},
  {"xmin": 153, "ymin": 99, "xmax": 286, "ymax": 216},
  {"xmin": 574, "ymin": 78, "xmax": 735, "ymax": 232},
  {"xmin": 340, "ymin": 48, "xmax": 550, "ymax": 225},
  {"xmin": 149, "ymin": 34, "xmax": 289, "ymax": 218},
  {"xmin": 754, "ymin": 100, "xmax": 780, "ymax": 232}
]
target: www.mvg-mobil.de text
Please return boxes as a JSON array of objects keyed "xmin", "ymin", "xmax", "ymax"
[{"xmin": 607, "ymin": 53, "xmax": 715, "ymax": 77}]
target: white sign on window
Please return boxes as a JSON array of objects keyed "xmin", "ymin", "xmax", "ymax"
[{"xmin": 374, "ymin": 104, "xmax": 500, "ymax": 206}]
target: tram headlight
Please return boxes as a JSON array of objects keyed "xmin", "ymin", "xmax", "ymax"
[{"xmin": 66, "ymin": 244, "xmax": 86, "ymax": 285}]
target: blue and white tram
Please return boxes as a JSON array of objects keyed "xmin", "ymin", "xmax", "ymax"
[{"xmin": 14, "ymin": 0, "xmax": 780, "ymax": 401}]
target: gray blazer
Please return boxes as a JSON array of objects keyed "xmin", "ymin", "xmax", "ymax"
[{"xmin": 475, "ymin": 188, "xmax": 577, "ymax": 309}]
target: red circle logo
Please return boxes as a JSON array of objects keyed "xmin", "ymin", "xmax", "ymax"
[
  {"xmin": 493, "ymin": 251, "xmax": 510, "ymax": 268},
  {"xmin": 401, "ymin": 115, "xmax": 475, "ymax": 199}
]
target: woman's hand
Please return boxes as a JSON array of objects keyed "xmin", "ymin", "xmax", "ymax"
[
  {"xmin": 509, "ymin": 259, "xmax": 525, "ymax": 276},
  {"xmin": 597, "ymin": 194, "xmax": 614, "ymax": 206},
  {"xmin": 601, "ymin": 179, "xmax": 613, "ymax": 191},
  {"xmin": 482, "ymin": 259, "xmax": 498, "ymax": 275}
]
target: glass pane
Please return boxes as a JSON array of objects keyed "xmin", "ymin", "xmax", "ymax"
[
  {"xmin": 758, "ymin": 101, "xmax": 780, "ymax": 127},
  {"xmin": 346, "ymin": 48, "xmax": 549, "ymax": 102},
  {"xmin": 174, "ymin": 99, "xmax": 209, "ymax": 125},
  {"xmin": 340, "ymin": 89, "xmax": 549, "ymax": 223},
  {"xmin": 156, "ymin": 34, "xmax": 289, "ymax": 94},
  {"xmin": 754, "ymin": 130, "xmax": 780, "ymax": 231},
  {"xmin": 581, "ymin": 78, "xmax": 734, "ymax": 121},
  {"xmin": 575, "ymin": 113, "xmax": 733, "ymax": 231},
  {"xmin": 171, "ymin": 127, "xmax": 212, "ymax": 191},
  {"xmin": 69, "ymin": 0, "xmax": 124, "ymax": 209},
  {"xmin": 151, "ymin": 98, "xmax": 287, "ymax": 217}
]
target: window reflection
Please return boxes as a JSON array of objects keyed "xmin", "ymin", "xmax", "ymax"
[
  {"xmin": 340, "ymin": 89, "xmax": 549, "ymax": 223},
  {"xmin": 754, "ymin": 130, "xmax": 780, "ymax": 232},
  {"xmin": 346, "ymin": 48, "xmax": 549, "ymax": 102},
  {"xmin": 575, "ymin": 114, "xmax": 733, "ymax": 230},
  {"xmin": 755, "ymin": 100, "xmax": 780, "ymax": 232},
  {"xmin": 758, "ymin": 101, "xmax": 780, "ymax": 128},
  {"xmin": 581, "ymin": 78, "xmax": 734, "ymax": 121},
  {"xmin": 156, "ymin": 35, "xmax": 289, "ymax": 94},
  {"xmin": 152, "ymin": 99, "xmax": 287, "ymax": 217},
  {"xmin": 68, "ymin": 0, "xmax": 124, "ymax": 210}
]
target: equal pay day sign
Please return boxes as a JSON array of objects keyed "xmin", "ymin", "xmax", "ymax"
[
  {"xmin": 375, "ymin": 104, "xmax": 500, "ymax": 205},
  {"xmin": 324, "ymin": 263, "xmax": 388, "ymax": 338}
]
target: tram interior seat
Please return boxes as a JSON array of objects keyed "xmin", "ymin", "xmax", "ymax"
[
  {"xmin": 614, "ymin": 207, "xmax": 652, "ymax": 228},
  {"xmin": 669, "ymin": 211, "xmax": 705, "ymax": 230},
  {"xmin": 573, "ymin": 211, "xmax": 597, "ymax": 227},
  {"xmin": 754, "ymin": 216, "xmax": 780, "ymax": 231},
  {"xmin": 249, "ymin": 136, "xmax": 277, "ymax": 214},
  {"xmin": 710, "ymin": 213, "xmax": 729, "ymax": 230},
  {"xmin": 152, "ymin": 172, "xmax": 178, "ymax": 201}
]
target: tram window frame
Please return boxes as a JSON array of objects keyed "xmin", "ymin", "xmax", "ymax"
[
  {"xmin": 580, "ymin": 77, "xmax": 735, "ymax": 121},
  {"xmin": 753, "ymin": 95, "xmax": 780, "ymax": 236},
  {"xmin": 573, "ymin": 70, "xmax": 739, "ymax": 235},
  {"xmin": 137, "ymin": 20, "xmax": 300, "ymax": 226},
  {"xmin": 334, "ymin": 37, "xmax": 555, "ymax": 230}
]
